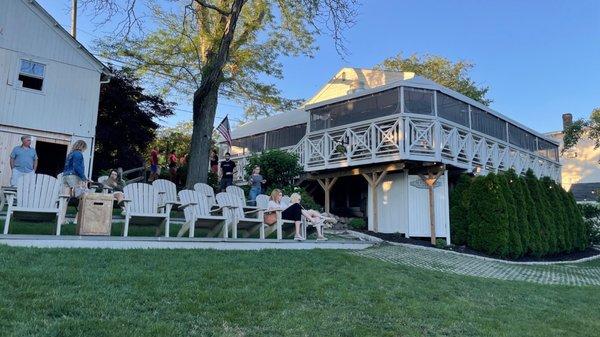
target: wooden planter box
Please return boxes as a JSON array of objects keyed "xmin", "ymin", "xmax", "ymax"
[{"xmin": 76, "ymin": 193, "xmax": 114, "ymax": 236}]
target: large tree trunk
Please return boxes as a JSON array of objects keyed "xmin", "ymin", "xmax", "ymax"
[{"xmin": 185, "ymin": 0, "xmax": 246, "ymax": 188}]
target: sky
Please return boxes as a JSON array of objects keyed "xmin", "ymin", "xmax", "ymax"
[{"xmin": 38, "ymin": 0, "xmax": 600, "ymax": 133}]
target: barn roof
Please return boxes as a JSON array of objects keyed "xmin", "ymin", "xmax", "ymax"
[{"xmin": 27, "ymin": 0, "xmax": 111, "ymax": 78}]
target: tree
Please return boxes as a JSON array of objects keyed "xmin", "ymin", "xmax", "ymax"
[
  {"xmin": 85, "ymin": 0, "xmax": 358, "ymax": 188},
  {"xmin": 562, "ymin": 108, "xmax": 600, "ymax": 152},
  {"xmin": 497, "ymin": 174, "xmax": 523, "ymax": 258},
  {"xmin": 466, "ymin": 174, "xmax": 509, "ymax": 258},
  {"xmin": 152, "ymin": 121, "xmax": 194, "ymax": 159},
  {"xmin": 521, "ymin": 175, "xmax": 544, "ymax": 257},
  {"xmin": 449, "ymin": 174, "xmax": 471, "ymax": 246},
  {"xmin": 93, "ymin": 67, "xmax": 174, "ymax": 176},
  {"xmin": 504, "ymin": 170, "xmax": 531, "ymax": 254},
  {"xmin": 378, "ymin": 53, "xmax": 492, "ymax": 105}
]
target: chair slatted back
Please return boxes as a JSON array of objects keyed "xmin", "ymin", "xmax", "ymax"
[
  {"xmin": 255, "ymin": 194, "xmax": 270, "ymax": 210},
  {"xmin": 178, "ymin": 190, "xmax": 211, "ymax": 221},
  {"xmin": 124, "ymin": 183, "xmax": 160, "ymax": 214},
  {"xmin": 16, "ymin": 174, "xmax": 60, "ymax": 209},
  {"xmin": 226, "ymin": 185, "xmax": 246, "ymax": 206},
  {"xmin": 281, "ymin": 195, "xmax": 291, "ymax": 208},
  {"xmin": 152, "ymin": 179, "xmax": 178, "ymax": 204},
  {"xmin": 216, "ymin": 192, "xmax": 245, "ymax": 222},
  {"xmin": 194, "ymin": 183, "xmax": 216, "ymax": 207}
]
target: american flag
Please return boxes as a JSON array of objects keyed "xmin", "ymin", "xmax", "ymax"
[{"xmin": 216, "ymin": 116, "xmax": 232, "ymax": 146}]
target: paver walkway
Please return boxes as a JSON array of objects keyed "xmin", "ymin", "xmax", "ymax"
[{"xmin": 353, "ymin": 244, "xmax": 600, "ymax": 286}]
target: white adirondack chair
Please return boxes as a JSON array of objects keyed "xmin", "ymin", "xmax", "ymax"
[
  {"xmin": 226, "ymin": 185, "xmax": 258, "ymax": 210},
  {"xmin": 97, "ymin": 175, "xmax": 111, "ymax": 193},
  {"xmin": 255, "ymin": 194, "xmax": 288, "ymax": 240},
  {"xmin": 122, "ymin": 183, "xmax": 174, "ymax": 237},
  {"xmin": 216, "ymin": 192, "xmax": 265, "ymax": 239},
  {"xmin": 152, "ymin": 179, "xmax": 180, "ymax": 214},
  {"xmin": 3, "ymin": 174, "xmax": 69, "ymax": 235},
  {"xmin": 177, "ymin": 190, "xmax": 227, "ymax": 238},
  {"xmin": 281, "ymin": 195, "xmax": 291, "ymax": 208},
  {"xmin": 193, "ymin": 183, "xmax": 217, "ymax": 208}
]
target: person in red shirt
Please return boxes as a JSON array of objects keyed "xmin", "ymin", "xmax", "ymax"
[
  {"xmin": 168, "ymin": 150, "xmax": 178, "ymax": 183},
  {"xmin": 149, "ymin": 146, "xmax": 159, "ymax": 182}
]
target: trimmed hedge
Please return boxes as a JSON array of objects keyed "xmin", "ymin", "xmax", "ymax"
[{"xmin": 450, "ymin": 169, "xmax": 588, "ymax": 258}]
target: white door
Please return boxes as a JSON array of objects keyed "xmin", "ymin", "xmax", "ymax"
[{"xmin": 407, "ymin": 172, "xmax": 450, "ymax": 241}]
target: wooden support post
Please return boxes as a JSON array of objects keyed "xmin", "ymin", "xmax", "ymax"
[
  {"xmin": 361, "ymin": 171, "xmax": 388, "ymax": 233},
  {"xmin": 317, "ymin": 177, "xmax": 338, "ymax": 214},
  {"xmin": 418, "ymin": 168, "xmax": 445, "ymax": 245}
]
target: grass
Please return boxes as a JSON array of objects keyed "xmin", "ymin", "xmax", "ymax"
[{"xmin": 0, "ymin": 245, "xmax": 599, "ymax": 337}]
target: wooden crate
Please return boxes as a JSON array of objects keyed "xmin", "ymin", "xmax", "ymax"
[{"xmin": 76, "ymin": 193, "xmax": 114, "ymax": 235}]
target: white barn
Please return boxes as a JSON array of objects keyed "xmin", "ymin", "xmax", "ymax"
[
  {"xmin": 0, "ymin": 0, "xmax": 110, "ymax": 186},
  {"xmin": 225, "ymin": 68, "xmax": 561, "ymax": 242}
]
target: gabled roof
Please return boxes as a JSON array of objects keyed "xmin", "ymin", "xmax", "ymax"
[
  {"xmin": 26, "ymin": 0, "xmax": 111, "ymax": 78},
  {"xmin": 569, "ymin": 182, "xmax": 600, "ymax": 202}
]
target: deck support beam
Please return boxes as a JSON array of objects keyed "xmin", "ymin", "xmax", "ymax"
[
  {"xmin": 317, "ymin": 177, "xmax": 338, "ymax": 214},
  {"xmin": 418, "ymin": 166, "xmax": 445, "ymax": 245},
  {"xmin": 361, "ymin": 171, "xmax": 388, "ymax": 233}
]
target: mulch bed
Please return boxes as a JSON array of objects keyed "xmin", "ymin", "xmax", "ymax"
[{"xmin": 358, "ymin": 230, "xmax": 600, "ymax": 263}]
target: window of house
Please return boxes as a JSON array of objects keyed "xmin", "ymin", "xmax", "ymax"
[
  {"xmin": 18, "ymin": 60, "xmax": 45, "ymax": 91},
  {"xmin": 471, "ymin": 107, "xmax": 507, "ymax": 141},
  {"xmin": 437, "ymin": 92, "xmax": 469, "ymax": 126}
]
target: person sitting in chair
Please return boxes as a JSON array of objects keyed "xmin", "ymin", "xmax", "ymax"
[
  {"xmin": 103, "ymin": 169, "xmax": 125, "ymax": 205},
  {"xmin": 282, "ymin": 192, "xmax": 331, "ymax": 241}
]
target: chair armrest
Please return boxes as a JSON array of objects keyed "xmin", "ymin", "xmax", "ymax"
[
  {"xmin": 58, "ymin": 194, "xmax": 70, "ymax": 199},
  {"xmin": 209, "ymin": 206, "xmax": 224, "ymax": 214},
  {"xmin": 244, "ymin": 209, "xmax": 261, "ymax": 215},
  {"xmin": 122, "ymin": 199, "xmax": 132, "ymax": 204},
  {"xmin": 179, "ymin": 202, "xmax": 198, "ymax": 210},
  {"xmin": 3, "ymin": 190, "xmax": 17, "ymax": 197},
  {"xmin": 165, "ymin": 200, "xmax": 180, "ymax": 205}
]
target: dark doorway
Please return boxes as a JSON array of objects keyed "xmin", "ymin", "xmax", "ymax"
[{"xmin": 36, "ymin": 141, "xmax": 68, "ymax": 177}]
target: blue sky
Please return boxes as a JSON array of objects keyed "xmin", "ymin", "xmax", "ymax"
[{"xmin": 39, "ymin": 0, "xmax": 599, "ymax": 132}]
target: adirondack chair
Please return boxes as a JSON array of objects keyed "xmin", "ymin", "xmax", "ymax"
[
  {"xmin": 151, "ymin": 179, "xmax": 180, "ymax": 214},
  {"xmin": 193, "ymin": 183, "xmax": 217, "ymax": 208},
  {"xmin": 97, "ymin": 175, "xmax": 110, "ymax": 193},
  {"xmin": 122, "ymin": 183, "xmax": 174, "ymax": 237},
  {"xmin": 255, "ymin": 194, "xmax": 288, "ymax": 240},
  {"xmin": 176, "ymin": 190, "xmax": 227, "ymax": 238},
  {"xmin": 3, "ymin": 174, "xmax": 69, "ymax": 235},
  {"xmin": 281, "ymin": 195, "xmax": 291, "ymax": 208},
  {"xmin": 226, "ymin": 185, "xmax": 258, "ymax": 211},
  {"xmin": 216, "ymin": 192, "xmax": 266, "ymax": 239}
]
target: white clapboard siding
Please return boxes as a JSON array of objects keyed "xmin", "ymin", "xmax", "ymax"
[
  {"xmin": 216, "ymin": 192, "xmax": 263, "ymax": 239},
  {"xmin": 177, "ymin": 190, "xmax": 226, "ymax": 238},
  {"xmin": 122, "ymin": 183, "xmax": 170, "ymax": 237},
  {"xmin": 3, "ymin": 173, "xmax": 67, "ymax": 235},
  {"xmin": 193, "ymin": 183, "xmax": 216, "ymax": 207}
]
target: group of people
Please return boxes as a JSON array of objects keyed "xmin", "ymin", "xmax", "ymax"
[{"xmin": 149, "ymin": 146, "xmax": 187, "ymax": 184}]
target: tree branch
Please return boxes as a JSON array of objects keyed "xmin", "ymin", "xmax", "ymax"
[{"xmin": 193, "ymin": 0, "xmax": 231, "ymax": 16}]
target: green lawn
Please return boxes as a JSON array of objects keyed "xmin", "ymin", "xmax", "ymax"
[{"xmin": 0, "ymin": 245, "xmax": 599, "ymax": 337}]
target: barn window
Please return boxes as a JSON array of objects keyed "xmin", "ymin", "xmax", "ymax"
[{"xmin": 18, "ymin": 60, "xmax": 45, "ymax": 91}]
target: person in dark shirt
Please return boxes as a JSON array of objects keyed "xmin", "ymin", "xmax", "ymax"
[
  {"xmin": 219, "ymin": 152, "xmax": 236, "ymax": 191},
  {"xmin": 282, "ymin": 192, "xmax": 330, "ymax": 241}
]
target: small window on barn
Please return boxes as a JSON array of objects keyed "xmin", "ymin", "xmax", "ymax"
[{"xmin": 18, "ymin": 60, "xmax": 45, "ymax": 91}]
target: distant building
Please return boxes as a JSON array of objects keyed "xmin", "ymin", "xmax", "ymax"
[
  {"xmin": 0, "ymin": 0, "xmax": 110, "ymax": 186},
  {"xmin": 547, "ymin": 113, "xmax": 600, "ymax": 202}
]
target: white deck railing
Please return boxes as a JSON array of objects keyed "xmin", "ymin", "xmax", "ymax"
[{"xmin": 230, "ymin": 113, "xmax": 561, "ymax": 182}]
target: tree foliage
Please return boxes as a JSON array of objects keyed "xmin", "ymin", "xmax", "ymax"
[
  {"xmin": 497, "ymin": 174, "xmax": 523, "ymax": 258},
  {"xmin": 244, "ymin": 149, "xmax": 303, "ymax": 190},
  {"xmin": 449, "ymin": 174, "xmax": 471, "ymax": 246},
  {"xmin": 93, "ymin": 67, "xmax": 174, "ymax": 177},
  {"xmin": 151, "ymin": 121, "xmax": 194, "ymax": 159},
  {"xmin": 87, "ymin": 0, "xmax": 358, "ymax": 187},
  {"xmin": 378, "ymin": 53, "xmax": 492, "ymax": 105},
  {"xmin": 562, "ymin": 108, "xmax": 600, "ymax": 152}
]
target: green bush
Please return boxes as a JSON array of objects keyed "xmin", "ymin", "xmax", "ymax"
[
  {"xmin": 466, "ymin": 174, "xmax": 510, "ymax": 258},
  {"xmin": 245, "ymin": 150, "xmax": 303, "ymax": 191},
  {"xmin": 524, "ymin": 171, "xmax": 550, "ymax": 256},
  {"xmin": 449, "ymin": 174, "xmax": 471, "ymax": 246},
  {"xmin": 505, "ymin": 170, "xmax": 531, "ymax": 253},
  {"xmin": 348, "ymin": 218, "xmax": 367, "ymax": 230},
  {"xmin": 498, "ymin": 174, "xmax": 523, "ymax": 258},
  {"xmin": 435, "ymin": 238, "xmax": 448, "ymax": 249},
  {"xmin": 579, "ymin": 203, "xmax": 600, "ymax": 245},
  {"xmin": 567, "ymin": 192, "xmax": 588, "ymax": 250}
]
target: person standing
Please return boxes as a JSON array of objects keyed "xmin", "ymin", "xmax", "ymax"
[
  {"xmin": 62, "ymin": 140, "xmax": 90, "ymax": 193},
  {"xmin": 219, "ymin": 152, "xmax": 236, "ymax": 191},
  {"xmin": 210, "ymin": 149, "xmax": 219, "ymax": 174},
  {"xmin": 9, "ymin": 135, "xmax": 38, "ymax": 186},
  {"xmin": 168, "ymin": 150, "xmax": 178, "ymax": 183},
  {"xmin": 248, "ymin": 166, "xmax": 266, "ymax": 204},
  {"xmin": 149, "ymin": 146, "xmax": 159, "ymax": 182}
]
